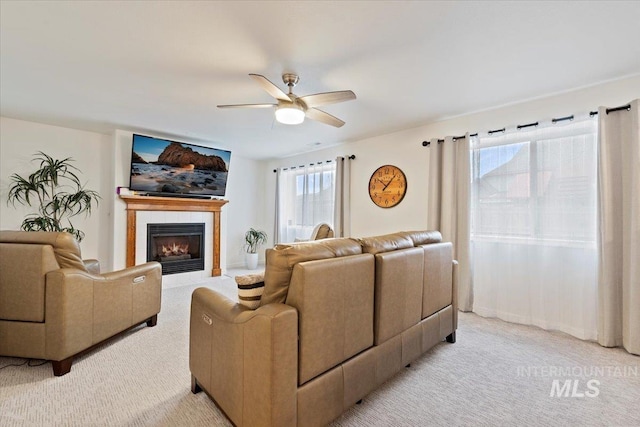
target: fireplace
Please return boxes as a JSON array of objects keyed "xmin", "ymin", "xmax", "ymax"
[{"xmin": 147, "ymin": 223, "xmax": 205, "ymax": 275}]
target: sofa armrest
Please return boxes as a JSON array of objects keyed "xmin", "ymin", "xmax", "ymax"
[{"xmin": 190, "ymin": 287, "xmax": 298, "ymax": 427}]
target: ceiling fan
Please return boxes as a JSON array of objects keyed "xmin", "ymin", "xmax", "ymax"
[{"xmin": 217, "ymin": 73, "xmax": 356, "ymax": 128}]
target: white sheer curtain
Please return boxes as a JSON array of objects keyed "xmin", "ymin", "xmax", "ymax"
[
  {"xmin": 275, "ymin": 161, "xmax": 336, "ymax": 243},
  {"xmin": 273, "ymin": 168, "xmax": 283, "ymax": 244},
  {"xmin": 471, "ymin": 117, "xmax": 599, "ymax": 340},
  {"xmin": 427, "ymin": 134, "xmax": 473, "ymax": 312},
  {"xmin": 333, "ymin": 156, "xmax": 352, "ymax": 237},
  {"xmin": 597, "ymin": 99, "xmax": 639, "ymax": 355}
]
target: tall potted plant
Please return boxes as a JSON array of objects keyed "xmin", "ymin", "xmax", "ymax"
[
  {"xmin": 6, "ymin": 152, "xmax": 100, "ymax": 242},
  {"xmin": 244, "ymin": 227, "xmax": 267, "ymax": 270}
]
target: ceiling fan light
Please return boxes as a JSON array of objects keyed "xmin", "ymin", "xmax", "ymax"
[{"xmin": 275, "ymin": 105, "xmax": 305, "ymax": 125}]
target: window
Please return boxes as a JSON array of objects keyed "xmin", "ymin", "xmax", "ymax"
[
  {"xmin": 470, "ymin": 117, "xmax": 599, "ymax": 341},
  {"xmin": 471, "ymin": 119, "xmax": 597, "ymax": 244},
  {"xmin": 276, "ymin": 162, "xmax": 336, "ymax": 242}
]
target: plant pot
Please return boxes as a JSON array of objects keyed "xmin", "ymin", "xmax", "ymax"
[{"xmin": 245, "ymin": 252, "xmax": 259, "ymax": 270}]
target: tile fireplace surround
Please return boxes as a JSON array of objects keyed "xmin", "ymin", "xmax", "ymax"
[{"xmin": 119, "ymin": 195, "xmax": 228, "ymax": 278}]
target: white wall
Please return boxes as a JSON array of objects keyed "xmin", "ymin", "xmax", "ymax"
[
  {"xmin": 0, "ymin": 117, "xmax": 112, "ymax": 264},
  {"xmin": 224, "ymin": 155, "xmax": 270, "ymax": 268},
  {"xmin": 266, "ymin": 75, "xmax": 640, "ymax": 238}
]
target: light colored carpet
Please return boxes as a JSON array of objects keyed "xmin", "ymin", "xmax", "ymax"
[{"xmin": 1, "ymin": 273, "xmax": 639, "ymax": 426}]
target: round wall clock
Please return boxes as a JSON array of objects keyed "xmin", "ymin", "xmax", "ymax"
[{"xmin": 368, "ymin": 164, "xmax": 407, "ymax": 208}]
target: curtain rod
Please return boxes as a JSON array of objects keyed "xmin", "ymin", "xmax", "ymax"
[
  {"xmin": 272, "ymin": 155, "xmax": 355, "ymax": 173},
  {"xmin": 552, "ymin": 115, "xmax": 574, "ymax": 123},
  {"xmin": 422, "ymin": 103, "xmax": 631, "ymax": 147},
  {"xmin": 422, "ymin": 133, "xmax": 479, "ymax": 146},
  {"xmin": 517, "ymin": 121, "xmax": 538, "ymax": 130}
]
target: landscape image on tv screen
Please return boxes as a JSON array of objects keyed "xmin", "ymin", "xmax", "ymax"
[{"xmin": 129, "ymin": 134, "xmax": 231, "ymax": 197}]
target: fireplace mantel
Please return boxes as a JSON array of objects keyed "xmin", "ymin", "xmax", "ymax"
[{"xmin": 119, "ymin": 195, "xmax": 228, "ymax": 276}]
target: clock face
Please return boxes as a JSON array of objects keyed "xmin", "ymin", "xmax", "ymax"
[{"xmin": 368, "ymin": 165, "xmax": 407, "ymax": 208}]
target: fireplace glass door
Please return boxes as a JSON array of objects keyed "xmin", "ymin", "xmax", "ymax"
[{"xmin": 147, "ymin": 223, "xmax": 205, "ymax": 275}]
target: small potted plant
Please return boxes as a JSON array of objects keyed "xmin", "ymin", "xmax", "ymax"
[{"xmin": 244, "ymin": 228, "xmax": 267, "ymax": 270}]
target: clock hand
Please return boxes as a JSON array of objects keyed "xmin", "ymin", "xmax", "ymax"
[{"xmin": 382, "ymin": 174, "xmax": 396, "ymax": 191}]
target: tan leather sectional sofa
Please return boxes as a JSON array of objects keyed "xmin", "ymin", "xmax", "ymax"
[
  {"xmin": 190, "ymin": 230, "xmax": 457, "ymax": 426},
  {"xmin": 0, "ymin": 231, "xmax": 162, "ymax": 376}
]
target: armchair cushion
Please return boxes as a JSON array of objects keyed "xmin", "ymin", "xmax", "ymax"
[
  {"xmin": 311, "ymin": 223, "xmax": 334, "ymax": 240},
  {"xmin": 0, "ymin": 231, "xmax": 87, "ymax": 272}
]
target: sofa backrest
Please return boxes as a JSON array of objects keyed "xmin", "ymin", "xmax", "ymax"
[
  {"xmin": 357, "ymin": 233, "xmax": 429, "ymax": 345},
  {"xmin": 260, "ymin": 229, "xmax": 452, "ymax": 386},
  {"xmin": 286, "ymin": 254, "xmax": 375, "ymax": 385},
  {"xmin": 420, "ymin": 242, "xmax": 454, "ymax": 319},
  {"xmin": 398, "ymin": 230, "xmax": 443, "ymax": 246},
  {"xmin": 356, "ymin": 230, "xmax": 448, "ymax": 345},
  {"xmin": 261, "ymin": 238, "xmax": 362, "ymax": 305},
  {"xmin": 0, "ymin": 242, "xmax": 60, "ymax": 322},
  {"xmin": 372, "ymin": 247, "xmax": 424, "ymax": 345}
]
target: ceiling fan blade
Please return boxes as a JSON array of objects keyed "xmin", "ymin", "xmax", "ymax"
[
  {"xmin": 217, "ymin": 103, "xmax": 276, "ymax": 109},
  {"xmin": 249, "ymin": 74, "xmax": 292, "ymax": 102},
  {"xmin": 305, "ymin": 108, "xmax": 346, "ymax": 128},
  {"xmin": 299, "ymin": 90, "xmax": 356, "ymax": 108}
]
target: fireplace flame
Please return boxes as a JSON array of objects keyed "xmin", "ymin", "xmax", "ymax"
[{"xmin": 161, "ymin": 242, "xmax": 190, "ymax": 257}]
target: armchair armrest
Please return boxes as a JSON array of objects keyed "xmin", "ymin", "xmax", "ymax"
[
  {"xmin": 190, "ymin": 287, "xmax": 298, "ymax": 427},
  {"xmin": 100, "ymin": 261, "xmax": 161, "ymax": 282},
  {"xmin": 99, "ymin": 262, "xmax": 162, "ymax": 327},
  {"xmin": 44, "ymin": 262, "xmax": 162, "ymax": 361},
  {"xmin": 45, "ymin": 269, "xmax": 96, "ymax": 361}
]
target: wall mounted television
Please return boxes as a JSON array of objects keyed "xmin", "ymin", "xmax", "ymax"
[{"xmin": 129, "ymin": 134, "xmax": 231, "ymax": 198}]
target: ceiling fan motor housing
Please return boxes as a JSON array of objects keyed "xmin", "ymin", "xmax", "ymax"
[{"xmin": 282, "ymin": 73, "xmax": 300, "ymax": 89}]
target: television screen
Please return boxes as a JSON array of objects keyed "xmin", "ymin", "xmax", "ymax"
[{"xmin": 129, "ymin": 134, "xmax": 231, "ymax": 197}]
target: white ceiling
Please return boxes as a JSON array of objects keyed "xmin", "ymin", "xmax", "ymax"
[{"xmin": 1, "ymin": 1, "xmax": 639, "ymax": 159}]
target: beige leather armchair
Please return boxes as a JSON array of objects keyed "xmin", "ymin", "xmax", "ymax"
[{"xmin": 0, "ymin": 231, "xmax": 162, "ymax": 376}]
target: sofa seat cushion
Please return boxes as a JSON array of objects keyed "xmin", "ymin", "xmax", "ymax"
[{"xmin": 261, "ymin": 238, "xmax": 362, "ymax": 305}]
